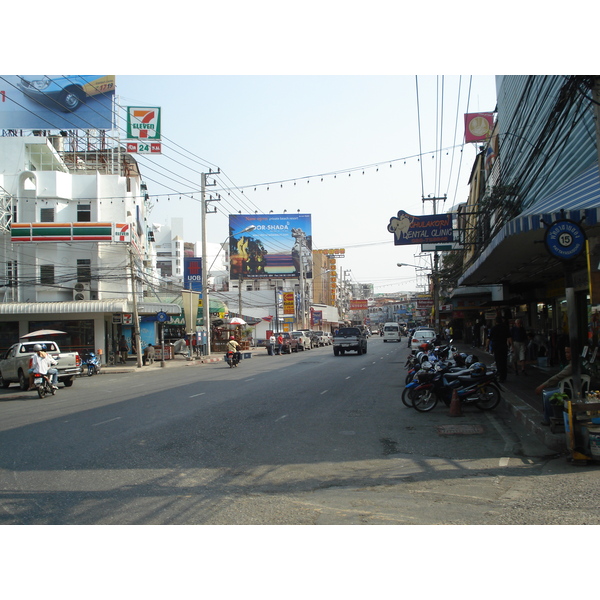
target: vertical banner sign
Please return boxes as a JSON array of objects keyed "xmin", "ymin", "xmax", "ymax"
[
  {"xmin": 184, "ymin": 257, "xmax": 203, "ymax": 292},
  {"xmin": 282, "ymin": 292, "xmax": 295, "ymax": 315},
  {"xmin": 126, "ymin": 106, "xmax": 162, "ymax": 153}
]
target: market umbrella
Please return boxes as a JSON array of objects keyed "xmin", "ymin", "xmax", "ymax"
[
  {"xmin": 228, "ymin": 318, "xmax": 246, "ymax": 325},
  {"xmin": 20, "ymin": 329, "xmax": 67, "ymax": 338}
]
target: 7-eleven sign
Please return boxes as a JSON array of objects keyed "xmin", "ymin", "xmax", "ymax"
[{"xmin": 127, "ymin": 107, "xmax": 161, "ymax": 140}]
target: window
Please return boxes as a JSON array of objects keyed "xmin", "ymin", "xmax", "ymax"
[
  {"xmin": 40, "ymin": 207, "xmax": 55, "ymax": 222},
  {"xmin": 77, "ymin": 259, "xmax": 91, "ymax": 283},
  {"xmin": 40, "ymin": 264, "xmax": 55, "ymax": 285},
  {"xmin": 77, "ymin": 203, "xmax": 91, "ymax": 222}
]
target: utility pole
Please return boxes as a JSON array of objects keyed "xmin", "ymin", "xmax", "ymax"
[
  {"xmin": 200, "ymin": 170, "xmax": 219, "ymax": 356},
  {"xmin": 129, "ymin": 248, "xmax": 143, "ymax": 368},
  {"xmin": 422, "ymin": 195, "xmax": 446, "ymax": 333}
]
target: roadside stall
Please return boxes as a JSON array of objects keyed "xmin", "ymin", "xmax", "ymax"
[{"xmin": 211, "ymin": 318, "xmax": 250, "ymax": 354}]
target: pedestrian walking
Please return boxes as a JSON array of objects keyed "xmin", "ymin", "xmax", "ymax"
[
  {"xmin": 269, "ymin": 334, "xmax": 276, "ymax": 356},
  {"xmin": 277, "ymin": 333, "xmax": 284, "ymax": 355},
  {"xmin": 119, "ymin": 335, "xmax": 129, "ymax": 364},
  {"xmin": 509, "ymin": 318, "xmax": 528, "ymax": 375}
]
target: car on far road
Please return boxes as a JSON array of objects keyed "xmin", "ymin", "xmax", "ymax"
[
  {"xmin": 313, "ymin": 331, "xmax": 332, "ymax": 346},
  {"xmin": 290, "ymin": 331, "xmax": 312, "ymax": 351},
  {"xmin": 409, "ymin": 328, "xmax": 437, "ymax": 350}
]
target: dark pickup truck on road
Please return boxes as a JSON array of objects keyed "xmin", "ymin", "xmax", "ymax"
[{"xmin": 333, "ymin": 327, "xmax": 368, "ymax": 356}]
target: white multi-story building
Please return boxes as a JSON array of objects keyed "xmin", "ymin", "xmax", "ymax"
[{"xmin": 0, "ymin": 134, "xmax": 179, "ymax": 360}]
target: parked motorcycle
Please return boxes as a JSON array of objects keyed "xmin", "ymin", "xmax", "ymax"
[
  {"xmin": 82, "ymin": 352, "xmax": 101, "ymax": 376},
  {"xmin": 33, "ymin": 373, "xmax": 56, "ymax": 399},
  {"xmin": 225, "ymin": 351, "xmax": 240, "ymax": 368},
  {"xmin": 411, "ymin": 362, "xmax": 502, "ymax": 413}
]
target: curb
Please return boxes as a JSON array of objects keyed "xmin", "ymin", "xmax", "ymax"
[{"xmin": 501, "ymin": 386, "xmax": 567, "ymax": 453}]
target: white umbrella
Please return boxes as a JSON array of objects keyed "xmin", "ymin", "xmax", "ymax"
[
  {"xmin": 229, "ymin": 317, "xmax": 246, "ymax": 325},
  {"xmin": 20, "ymin": 329, "xmax": 67, "ymax": 338}
]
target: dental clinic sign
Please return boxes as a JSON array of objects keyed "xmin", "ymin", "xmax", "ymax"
[
  {"xmin": 387, "ymin": 210, "xmax": 453, "ymax": 246},
  {"xmin": 126, "ymin": 106, "xmax": 162, "ymax": 153}
]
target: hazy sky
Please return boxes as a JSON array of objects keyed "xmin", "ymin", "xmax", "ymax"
[{"xmin": 115, "ymin": 74, "xmax": 498, "ymax": 293}]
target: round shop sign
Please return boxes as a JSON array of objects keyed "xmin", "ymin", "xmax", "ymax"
[
  {"xmin": 156, "ymin": 311, "xmax": 169, "ymax": 322},
  {"xmin": 544, "ymin": 219, "xmax": 586, "ymax": 262}
]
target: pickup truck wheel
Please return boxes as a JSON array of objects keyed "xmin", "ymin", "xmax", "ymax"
[
  {"xmin": 0, "ymin": 373, "xmax": 10, "ymax": 388},
  {"xmin": 63, "ymin": 377, "xmax": 74, "ymax": 387},
  {"xmin": 363, "ymin": 345, "xmax": 368, "ymax": 354},
  {"xmin": 333, "ymin": 347, "xmax": 339, "ymax": 356},
  {"xmin": 357, "ymin": 347, "xmax": 363, "ymax": 355},
  {"xmin": 18, "ymin": 370, "xmax": 28, "ymax": 391}
]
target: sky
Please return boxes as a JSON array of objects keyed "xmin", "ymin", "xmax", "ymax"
[{"xmin": 114, "ymin": 74, "xmax": 498, "ymax": 293}]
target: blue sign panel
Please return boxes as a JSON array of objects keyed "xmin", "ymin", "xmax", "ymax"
[
  {"xmin": 184, "ymin": 257, "xmax": 203, "ymax": 291},
  {"xmin": 0, "ymin": 75, "xmax": 115, "ymax": 130},
  {"xmin": 388, "ymin": 210, "xmax": 454, "ymax": 246},
  {"xmin": 544, "ymin": 219, "xmax": 586, "ymax": 261}
]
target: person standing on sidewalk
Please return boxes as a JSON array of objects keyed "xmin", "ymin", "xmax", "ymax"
[
  {"xmin": 489, "ymin": 316, "xmax": 510, "ymax": 383},
  {"xmin": 535, "ymin": 346, "xmax": 572, "ymax": 426},
  {"xmin": 269, "ymin": 334, "xmax": 276, "ymax": 356},
  {"xmin": 509, "ymin": 318, "xmax": 528, "ymax": 375},
  {"xmin": 119, "ymin": 335, "xmax": 129, "ymax": 364}
]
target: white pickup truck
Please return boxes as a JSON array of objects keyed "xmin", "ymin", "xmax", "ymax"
[{"xmin": 0, "ymin": 340, "xmax": 82, "ymax": 390}]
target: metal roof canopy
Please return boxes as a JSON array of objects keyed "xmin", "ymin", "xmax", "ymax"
[
  {"xmin": 0, "ymin": 299, "xmax": 181, "ymax": 316},
  {"xmin": 459, "ymin": 165, "xmax": 600, "ymax": 289}
]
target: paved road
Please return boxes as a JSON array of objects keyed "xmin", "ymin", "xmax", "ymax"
[{"xmin": 1, "ymin": 337, "xmax": 598, "ymax": 524}]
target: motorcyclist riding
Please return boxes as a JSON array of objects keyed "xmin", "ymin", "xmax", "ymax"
[
  {"xmin": 227, "ymin": 336, "xmax": 241, "ymax": 363},
  {"xmin": 29, "ymin": 343, "xmax": 59, "ymax": 390}
]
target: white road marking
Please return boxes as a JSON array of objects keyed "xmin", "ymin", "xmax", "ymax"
[
  {"xmin": 321, "ymin": 390, "xmax": 328, "ymax": 395},
  {"xmin": 190, "ymin": 393, "xmax": 205, "ymax": 398},
  {"xmin": 275, "ymin": 415, "xmax": 288, "ymax": 422},
  {"xmin": 92, "ymin": 417, "xmax": 121, "ymax": 427}
]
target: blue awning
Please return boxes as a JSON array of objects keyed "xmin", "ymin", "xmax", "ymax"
[{"xmin": 459, "ymin": 164, "xmax": 600, "ymax": 287}]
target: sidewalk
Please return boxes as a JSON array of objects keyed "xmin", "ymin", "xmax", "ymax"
[
  {"xmin": 100, "ymin": 348, "xmax": 265, "ymax": 374},
  {"xmin": 454, "ymin": 342, "xmax": 567, "ymax": 452}
]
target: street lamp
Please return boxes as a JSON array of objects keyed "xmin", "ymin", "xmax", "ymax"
[{"xmin": 203, "ymin": 224, "xmax": 256, "ymax": 356}]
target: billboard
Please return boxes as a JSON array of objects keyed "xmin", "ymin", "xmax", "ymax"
[
  {"xmin": 387, "ymin": 210, "xmax": 453, "ymax": 246},
  {"xmin": 464, "ymin": 112, "xmax": 494, "ymax": 143},
  {"xmin": 0, "ymin": 75, "xmax": 115, "ymax": 130},
  {"xmin": 229, "ymin": 213, "xmax": 313, "ymax": 279},
  {"xmin": 183, "ymin": 257, "xmax": 203, "ymax": 292}
]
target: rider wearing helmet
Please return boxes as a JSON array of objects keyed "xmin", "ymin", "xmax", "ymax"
[
  {"xmin": 29, "ymin": 343, "xmax": 59, "ymax": 390},
  {"xmin": 227, "ymin": 335, "xmax": 241, "ymax": 361}
]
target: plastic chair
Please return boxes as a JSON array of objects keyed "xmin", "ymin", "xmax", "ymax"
[{"xmin": 559, "ymin": 375, "xmax": 591, "ymax": 398}]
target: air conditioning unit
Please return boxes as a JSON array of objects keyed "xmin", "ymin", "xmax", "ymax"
[{"xmin": 73, "ymin": 282, "xmax": 91, "ymax": 301}]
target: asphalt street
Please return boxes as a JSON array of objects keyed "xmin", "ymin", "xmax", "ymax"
[{"xmin": 1, "ymin": 336, "xmax": 599, "ymax": 525}]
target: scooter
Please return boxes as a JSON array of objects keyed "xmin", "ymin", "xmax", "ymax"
[
  {"xmin": 225, "ymin": 351, "xmax": 241, "ymax": 368},
  {"xmin": 82, "ymin": 352, "xmax": 101, "ymax": 376},
  {"xmin": 411, "ymin": 362, "xmax": 502, "ymax": 413},
  {"xmin": 33, "ymin": 373, "xmax": 56, "ymax": 399}
]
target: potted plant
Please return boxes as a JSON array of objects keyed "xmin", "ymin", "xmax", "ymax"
[{"xmin": 549, "ymin": 391, "xmax": 569, "ymax": 419}]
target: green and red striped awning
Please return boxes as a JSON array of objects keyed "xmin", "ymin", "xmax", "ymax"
[{"xmin": 10, "ymin": 222, "xmax": 130, "ymax": 243}]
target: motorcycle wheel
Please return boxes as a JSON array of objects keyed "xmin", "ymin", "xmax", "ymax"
[
  {"xmin": 88, "ymin": 366, "xmax": 94, "ymax": 377},
  {"xmin": 474, "ymin": 383, "xmax": 501, "ymax": 410},
  {"xmin": 401, "ymin": 386, "xmax": 416, "ymax": 407},
  {"xmin": 412, "ymin": 388, "xmax": 438, "ymax": 412},
  {"xmin": 37, "ymin": 385, "xmax": 46, "ymax": 399}
]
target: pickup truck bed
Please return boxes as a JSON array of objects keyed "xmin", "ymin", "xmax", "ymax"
[{"xmin": 333, "ymin": 327, "xmax": 368, "ymax": 356}]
